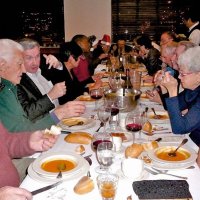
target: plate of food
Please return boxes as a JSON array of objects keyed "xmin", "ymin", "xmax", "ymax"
[
  {"xmin": 31, "ymin": 151, "xmax": 89, "ymax": 178},
  {"xmin": 57, "ymin": 117, "xmax": 96, "ymax": 131},
  {"xmin": 142, "ymin": 143, "xmax": 198, "ymax": 170},
  {"xmin": 147, "ymin": 110, "xmax": 169, "ymax": 124},
  {"xmin": 110, "ymin": 131, "xmax": 133, "ymax": 143},
  {"xmin": 29, "ymin": 151, "xmax": 89, "ymax": 183},
  {"xmin": 142, "ymin": 122, "xmax": 172, "ymax": 135}
]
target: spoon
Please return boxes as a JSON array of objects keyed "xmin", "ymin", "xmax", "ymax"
[
  {"xmin": 96, "ymin": 122, "xmax": 104, "ymax": 132},
  {"xmin": 168, "ymin": 138, "xmax": 188, "ymax": 157},
  {"xmin": 57, "ymin": 163, "xmax": 66, "ymax": 179},
  {"xmin": 151, "ymin": 108, "xmax": 160, "ymax": 119}
]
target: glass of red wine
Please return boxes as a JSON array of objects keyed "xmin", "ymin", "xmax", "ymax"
[
  {"xmin": 90, "ymin": 88, "xmax": 104, "ymax": 111},
  {"xmin": 91, "ymin": 132, "xmax": 112, "ymax": 152},
  {"xmin": 125, "ymin": 109, "xmax": 144, "ymax": 143},
  {"xmin": 105, "ymin": 99, "xmax": 120, "ymax": 130}
]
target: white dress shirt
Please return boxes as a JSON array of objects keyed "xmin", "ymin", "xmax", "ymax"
[{"xmin": 27, "ymin": 69, "xmax": 59, "ymax": 107}]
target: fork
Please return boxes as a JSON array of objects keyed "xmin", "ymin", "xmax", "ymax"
[{"xmin": 145, "ymin": 167, "xmax": 188, "ymax": 180}]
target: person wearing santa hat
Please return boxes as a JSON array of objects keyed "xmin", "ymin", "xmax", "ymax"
[{"xmin": 90, "ymin": 34, "xmax": 111, "ymax": 74}]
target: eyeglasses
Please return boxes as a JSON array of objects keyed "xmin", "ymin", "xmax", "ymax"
[{"xmin": 179, "ymin": 72, "xmax": 193, "ymax": 77}]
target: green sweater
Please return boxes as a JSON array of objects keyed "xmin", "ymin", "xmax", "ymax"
[{"xmin": 0, "ymin": 79, "xmax": 55, "ymax": 132}]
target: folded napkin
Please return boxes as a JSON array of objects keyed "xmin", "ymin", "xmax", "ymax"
[{"xmin": 133, "ymin": 180, "xmax": 192, "ymax": 199}]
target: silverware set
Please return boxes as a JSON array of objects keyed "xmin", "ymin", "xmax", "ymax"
[{"xmin": 145, "ymin": 167, "xmax": 188, "ymax": 180}]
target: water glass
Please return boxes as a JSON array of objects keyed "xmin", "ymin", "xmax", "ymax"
[{"xmin": 96, "ymin": 141, "xmax": 114, "ymax": 173}]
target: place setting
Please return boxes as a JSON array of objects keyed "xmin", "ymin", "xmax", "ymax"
[
  {"xmin": 57, "ymin": 116, "xmax": 96, "ymax": 131},
  {"xmin": 28, "ymin": 151, "xmax": 90, "ymax": 183}
]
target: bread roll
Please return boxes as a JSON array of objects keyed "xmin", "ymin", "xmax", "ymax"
[
  {"xmin": 142, "ymin": 121, "xmax": 153, "ymax": 135},
  {"xmin": 142, "ymin": 141, "xmax": 159, "ymax": 151},
  {"xmin": 74, "ymin": 176, "xmax": 94, "ymax": 194},
  {"xmin": 125, "ymin": 143, "xmax": 144, "ymax": 158},
  {"xmin": 75, "ymin": 145, "xmax": 85, "ymax": 154},
  {"xmin": 64, "ymin": 132, "xmax": 92, "ymax": 144},
  {"xmin": 44, "ymin": 125, "xmax": 62, "ymax": 136}
]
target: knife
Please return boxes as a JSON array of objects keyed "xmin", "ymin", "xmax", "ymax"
[{"xmin": 31, "ymin": 180, "xmax": 63, "ymax": 195}]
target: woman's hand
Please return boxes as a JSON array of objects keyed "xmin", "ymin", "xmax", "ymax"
[{"xmin": 161, "ymin": 72, "xmax": 178, "ymax": 97}]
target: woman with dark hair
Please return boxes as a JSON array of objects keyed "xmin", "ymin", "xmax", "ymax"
[
  {"xmin": 136, "ymin": 34, "xmax": 162, "ymax": 76},
  {"xmin": 44, "ymin": 41, "xmax": 102, "ymax": 104}
]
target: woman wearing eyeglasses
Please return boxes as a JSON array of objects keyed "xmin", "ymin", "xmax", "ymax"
[{"xmin": 160, "ymin": 46, "xmax": 200, "ymax": 146}]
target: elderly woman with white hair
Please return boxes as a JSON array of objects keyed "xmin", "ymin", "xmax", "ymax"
[{"xmin": 161, "ymin": 46, "xmax": 200, "ymax": 146}]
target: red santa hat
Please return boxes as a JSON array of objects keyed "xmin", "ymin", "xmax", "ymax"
[{"xmin": 100, "ymin": 34, "xmax": 111, "ymax": 46}]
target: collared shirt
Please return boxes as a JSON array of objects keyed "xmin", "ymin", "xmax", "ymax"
[
  {"xmin": 27, "ymin": 69, "xmax": 59, "ymax": 107},
  {"xmin": 189, "ymin": 21, "xmax": 200, "ymax": 45}
]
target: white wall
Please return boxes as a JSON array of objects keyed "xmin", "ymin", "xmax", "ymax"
[{"xmin": 64, "ymin": 0, "xmax": 111, "ymax": 41}]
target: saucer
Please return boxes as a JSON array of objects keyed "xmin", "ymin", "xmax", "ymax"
[{"xmin": 117, "ymin": 169, "xmax": 149, "ymax": 182}]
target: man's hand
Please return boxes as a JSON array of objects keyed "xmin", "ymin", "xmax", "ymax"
[
  {"xmin": 29, "ymin": 130, "xmax": 58, "ymax": 152},
  {"xmin": 54, "ymin": 101, "xmax": 86, "ymax": 120},
  {"xmin": 48, "ymin": 82, "xmax": 66, "ymax": 100},
  {"xmin": 43, "ymin": 54, "xmax": 62, "ymax": 69},
  {"xmin": 0, "ymin": 186, "xmax": 32, "ymax": 200}
]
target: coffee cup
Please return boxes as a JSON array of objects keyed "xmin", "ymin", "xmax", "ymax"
[{"xmin": 121, "ymin": 158, "xmax": 144, "ymax": 179}]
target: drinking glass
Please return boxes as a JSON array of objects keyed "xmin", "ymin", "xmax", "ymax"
[
  {"xmin": 97, "ymin": 106, "xmax": 111, "ymax": 133},
  {"xmin": 105, "ymin": 99, "xmax": 120, "ymax": 131},
  {"xmin": 90, "ymin": 88, "xmax": 104, "ymax": 111},
  {"xmin": 96, "ymin": 141, "xmax": 114, "ymax": 173},
  {"xmin": 97, "ymin": 173, "xmax": 119, "ymax": 200},
  {"xmin": 125, "ymin": 108, "xmax": 144, "ymax": 143},
  {"xmin": 91, "ymin": 132, "xmax": 112, "ymax": 151}
]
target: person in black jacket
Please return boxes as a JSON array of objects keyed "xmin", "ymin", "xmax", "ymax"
[
  {"xmin": 136, "ymin": 34, "xmax": 162, "ymax": 76},
  {"xmin": 17, "ymin": 38, "xmax": 85, "ymax": 121},
  {"xmin": 42, "ymin": 41, "xmax": 103, "ymax": 104}
]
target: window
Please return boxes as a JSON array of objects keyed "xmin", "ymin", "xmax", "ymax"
[{"xmin": 112, "ymin": 0, "xmax": 195, "ymax": 42}]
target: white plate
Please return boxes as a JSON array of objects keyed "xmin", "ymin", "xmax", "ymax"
[
  {"xmin": 117, "ymin": 168, "xmax": 149, "ymax": 182},
  {"xmin": 147, "ymin": 110, "xmax": 169, "ymax": 124},
  {"xmin": 140, "ymin": 151, "xmax": 197, "ymax": 171},
  {"xmin": 140, "ymin": 143, "xmax": 198, "ymax": 170},
  {"xmin": 28, "ymin": 161, "xmax": 89, "ymax": 183},
  {"xmin": 148, "ymin": 144, "xmax": 197, "ymax": 165},
  {"xmin": 31, "ymin": 151, "xmax": 89, "ymax": 178},
  {"xmin": 57, "ymin": 117, "xmax": 96, "ymax": 131},
  {"xmin": 76, "ymin": 95, "xmax": 96, "ymax": 105},
  {"xmin": 110, "ymin": 131, "xmax": 133, "ymax": 143},
  {"xmin": 142, "ymin": 124, "xmax": 172, "ymax": 135}
]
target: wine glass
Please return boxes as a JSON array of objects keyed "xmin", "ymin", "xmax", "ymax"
[
  {"xmin": 96, "ymin": 141, "xmax": 114, "ymax": 173},
  {"xmin": 90, "ymin": 88, "xmax": 104, "ymax": 111},
  {"xmin": 106, "ymin": 99, "xmax": 120, "ymax": 131},
  {"xmin": 97, "ymin": 106, "xmax": 111, "ymax": 133},
  {"xmin": 91, "ymin": 132, "xmax": 111, "ymax": 152},
  {"xmin": 125, "ymin": 108, "xmax": 144, "ymax": 143}
]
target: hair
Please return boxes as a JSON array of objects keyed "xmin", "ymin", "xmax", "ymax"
[
  {"xmin": 59, "ymin": 41, "xmax": 82, "ymax": 62},
  {"xmin": 182, "ymin": 7, "xmax": 199, "ymax": 22},
  {"xmin": 17, "ymin": 38, "xmax": 40, "ymax": 50},
  {"xmin": 0, "ymin": 39, "xmax": 24, "ymax": 63},
  {"xmin": 136, "ymin": 35, "xmax": 153, "ymax": 49},
  {"xmin": 71, "ymin": 34, "xmax": 88, "ymax": 43},
  {"xmin": 178, "ymin": 46, "xmax": 200, "ymax": 72},
  {"xmin": 177, "ymin": 40, "xmax": 196, "ymax": 50},
  {"xmin": 161, "ymin": 31, "xmax": 176, "ymax": 41},
  {"xmin": 161, "ymin": 42, "xmax": 178, "ymax": 56}
]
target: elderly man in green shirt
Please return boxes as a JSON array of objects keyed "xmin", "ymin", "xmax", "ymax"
[{"xmin": 0, "ymin": 39, "xmax": 85, "ymax": 132}]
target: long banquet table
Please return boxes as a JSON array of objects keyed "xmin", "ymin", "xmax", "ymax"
[{"xmin": 20, "ymin": 97, "xmax": 200, "ymax": 200}]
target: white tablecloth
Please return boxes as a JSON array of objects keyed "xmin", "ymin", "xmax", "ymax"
[{"xmin": 20, "ymin": 99, "xmax": 200, "ymax": 200}]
